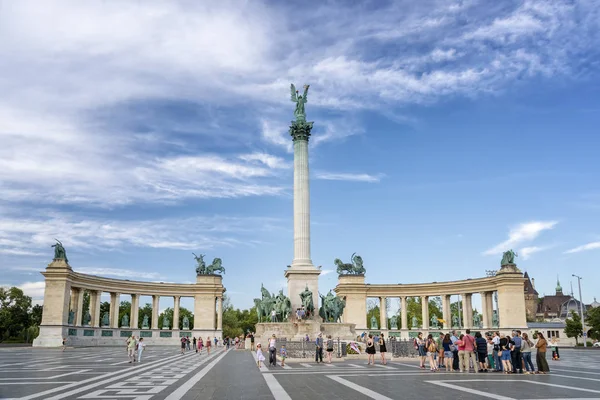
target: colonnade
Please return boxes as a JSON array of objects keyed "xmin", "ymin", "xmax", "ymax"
[
  {"xmin": 335, "ymin": 269, "xmax": 527, "ymax": 333},
  {"xmin": 33, "ymin": 258, "xmax": 225, "ymax": 347},
  {"xmin": 67, "ymin": 289, "xmax": 223, "ymax": 331},
  {"xmin": 371, "ymin": 291, "xmax": 496, "ymax": 331}
]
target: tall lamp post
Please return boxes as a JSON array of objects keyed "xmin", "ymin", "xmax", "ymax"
[{"xmin": 572, "ymin": 274, "xmax": 586, "ymax": 347}]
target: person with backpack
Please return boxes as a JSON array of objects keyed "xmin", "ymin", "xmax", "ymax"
[{"xmin": 426, "ymin": 334, "xmax": 438, "ymax": 371}]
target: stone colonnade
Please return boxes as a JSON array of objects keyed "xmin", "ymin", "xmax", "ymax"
[
  {"xmin": 33, "ymin": 259, "xmax": 225, "ymax": 347},
  {"xmin": 335, "ymin": 269, "xmax": 526, "ymax": 334}
]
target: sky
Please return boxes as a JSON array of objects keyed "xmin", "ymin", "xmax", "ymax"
[{"xmin": 1, "ymin": 0, "xmax": 599, "ymax": 313}]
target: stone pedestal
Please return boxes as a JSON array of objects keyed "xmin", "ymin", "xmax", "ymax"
[
  {"xmin": 254, "ymin": 320, "xmax": 356, "ymax": 344},
  {"xmin": 335, "ymin": 274, "xmax": 367, "ymax": 330},
  {"xmin": 496, "ymin": 268, "xmax": 527, "ymax": 330},
  {"xmin": 285, "ymin": 268, "xmax": 321, "ymax": 317}
]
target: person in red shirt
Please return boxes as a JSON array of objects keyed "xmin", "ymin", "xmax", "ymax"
[{"xmin": 462, "ymin": 329, "xmax": 478, "ymax": 373}]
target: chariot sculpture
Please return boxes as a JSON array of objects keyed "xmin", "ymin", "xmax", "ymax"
[{"xmin": 335, "ymin": 253, "xmax": 366, "ymax": 275}]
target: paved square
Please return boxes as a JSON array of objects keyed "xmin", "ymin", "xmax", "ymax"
[{"xmin": 1, "ymin": 347, "xmax": 599, "ymax": 399}]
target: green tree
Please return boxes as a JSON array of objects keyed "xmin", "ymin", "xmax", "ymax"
[
  {"xmin": 565, "ymin": 310, "xmax": 583, "ymax": 344},
  {"xmin": 0, "ymin": 287, "xmax": 33, "ymax": 341},
  {"xmin": 366, "ymin": 305, "xmax": 380, "ymax": 329},
  {"xmin": 158, "ymin": 308, "xmax": 173, "ymax": 330},
  {"xmin": 82, "ymin": 291, "xmax": 90, "ymax": 320},
  {"xmin": 585, "ymin": 306, "xmax": 600, "ymax": 341},
  {"xmin": 31, "ymin": 304, "xmax": 43, "ymax": 326}
]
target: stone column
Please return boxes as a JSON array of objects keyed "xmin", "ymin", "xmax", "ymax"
[
  {"xmin": 461, "ymin": 294, "xmax": 469, "ymax": 329},
  {"xmin": 481, "ymin": 292, "xmax": 490, "ymax": 329},
  {"xmin": 291, "ymin": 127, "xmax": 312, "ymax": 267},
  {"xmin": 442, "ymin": 294, "xmax": 451, "ymax": 330},
  {"xmin": 496, "ymin": 273, "xmax": 527, "ymax": 330},
  {"xmin": 110, "ymin": 292, "xmax": 120, "ymax": 328},
  {"xmin": 401, "ymin": 296, "xmax": 408, "ymax": 330},
  {"xmin": 285, "ymin": 120, "xmax": 321, "ymax": 315},
  {"xmin": 69, "ymin": 289, "xmax": 77, "ymax": 324},
  {"xmin": 71, "ymin": 288, "xmax": 84, "ymax": 326},
  {"xmin": 421, "ymin": 296, "xmax": 429, "ymax": 330},
  {"xmin": 485, "ymin": 292, "xmax": 494, "ymax": 328},
  {"xmin": 130, "ymin": 294, "xmax": 139, "ymax": 329},
  {"xmin": 173, "ymin": 296, "xmax": 180, "ymax": 330},
  {"xmin": 464, "ymin": 293, "xmax": 473, "ymax": 329},
  {"xmin": 90, "ymin": 290, "xmax": 101, "ymax": 328},
  {"xmin": 379, "ymin": 297, "xmax": 387, "ymax": 330},
  {"xmin": 217, "ymin": 296, "xmax": 223, "ymax": 330},
  {"xmin": 151, "ymin": 295, "xmax": 160, "ymax": 330}
]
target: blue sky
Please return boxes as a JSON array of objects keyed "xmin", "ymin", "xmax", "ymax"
[{"xmin": 1, "ymin": 0, "xmax": 599, "ymax": 313}]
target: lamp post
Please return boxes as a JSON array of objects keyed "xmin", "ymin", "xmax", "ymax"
[{"xmin": 572, "ymin": 274, "xmax": 586, "ymax": 347}]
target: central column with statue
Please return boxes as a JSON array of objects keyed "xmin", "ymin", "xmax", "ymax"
[{"xmin": 254, "ymin": 85, "xmax": 356, "ymax": 342}]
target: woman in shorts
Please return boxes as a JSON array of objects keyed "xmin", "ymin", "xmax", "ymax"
[
  {"xmin": 206, "ymin": 336, "xmax": 212, "ymax": 355},
  {"xmin": 326, "ymin": 335, "xmax": 334, "ymax": 364}
]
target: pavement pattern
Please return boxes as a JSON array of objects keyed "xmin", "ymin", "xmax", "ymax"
[{"xmin": 1, "ymin": 347, "xmax": 599, "ymax": 399}]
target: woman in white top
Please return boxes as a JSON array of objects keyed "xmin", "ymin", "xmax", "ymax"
[
  {"xmin": 268, "ymin": 335, "xmax": 277, "ymax": 366},
  {"xmin": 137, "ymin": 338, "xmax": 146, "ymax": 362}
]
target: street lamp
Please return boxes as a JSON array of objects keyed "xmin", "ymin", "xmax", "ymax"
[{"xmin": 572, "ymin": 274, "xmax": 586, "ymax": 347}]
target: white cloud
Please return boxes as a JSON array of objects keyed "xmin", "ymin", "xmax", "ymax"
[
  {"xmin": 483, "ymin": 221, "xmax": 558, "ymax": 255},
  {"xmin": 564, "ymin": 241, "xmax": 600, "ymax": 254},
  {"xmin": 75, "ymin": 267, "xmax": 165, "ymax": 281},
  {"xmin": 238, "ymin": 153, "xmax": 290, "ymax": 169},
  {"xmin": 520, "ymin": 246, "xmax": 549, "ymax": 260},
  {"xmin": 319, "ymin": 269, "xmax": 335, "ymax": 276},
  {"xmin": 0, "ymin": 209, "xmax": 285, "ymax": 256},
  {"xmin": 315, "ymin": 172, "xmax": 383, "ymax": 183}
]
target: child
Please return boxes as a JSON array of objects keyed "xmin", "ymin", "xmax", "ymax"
[
  {"xmin": 256, "ymin": 343, "xmax": 265, "ymax": 368},
  {"xmin": 280, "ymin": 345, "xmax": 287, "ymax": 367}
]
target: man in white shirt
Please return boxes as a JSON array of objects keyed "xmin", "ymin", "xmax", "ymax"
[
  {"xmin": 271, "ymin": 309, "xmax": 277, "ymax": 322},
  {"xmin": 450, "ymin": 330, "xmax": 459, "ymax": 371},
  {"xmin": 492, "ymin": 331, "xmax": 502, "ymax": 371}
]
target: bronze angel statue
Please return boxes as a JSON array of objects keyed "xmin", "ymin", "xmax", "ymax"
[{"xmin": 290, "ymin": 84, "xmax": 310, "ymax": 122}]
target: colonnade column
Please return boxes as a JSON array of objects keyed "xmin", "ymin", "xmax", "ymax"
[
  {"xmin": 461, "ymin": 294, "xmax": 469, "ymax": 329},
  {"xmin": 485, "ymin": 292, "xmax": 494, "ymax": 328},
  {"xmin": 110, "ymin": 292, "xmax": 120, "ymax": 328},
  {"xmin": 69, "ymin": 289, "xmax": 78, "ymax": 324},
  {"xmin": 71, "ymin": 288, "xmax": 84, "ymax": 326},
  {"xmin": 442, "ymin": 294, "xmax": 451, "ymax": 330},
  {"xmin": 481, "ymin": 292, "xmax": 490, "ymax": 329},
  {"xmin": 173, "ymin": 296, "xmax": 180, "ymax": 330},
  {"xmin": 380, "ymin": 297, "xmax": 387, "ymax": 330},
  {"xmin": 217, "ymin": 297, "xmax": 223, "ymax": 330},
  {"xmin": 421, "ymin": 296, "xmax": 429, "ymax": 330},
  {"xmin": 151, "ymin": 295, "xmax": 160, "ymax": 330},
  {"xmin": 90, "ymin": 290, "xmax": 101, "ymax": 328},
  {"xmin": 130, "ymin": 294, "xmax": 139, "ymax": 329},
  {"xmin": 401, "ymin": 296, "xmax": 408, "ymax": 330},
  {"xmin": 464, "ymin": 293, "xmax": 473, "ymax": 329}
]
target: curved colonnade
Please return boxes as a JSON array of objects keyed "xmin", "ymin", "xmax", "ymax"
[
  {"xmin": 33, "ymin": 260, "xmax": 225, "ymax": 347},
  {"xmin": 335, "ymin": 267, "xmax": 527, "ymax": 338}
]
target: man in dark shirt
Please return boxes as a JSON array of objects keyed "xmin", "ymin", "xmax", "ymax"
[
  {"xmin": 249, "ymin": 332, "xmax": 255, "ymax": 351},
  {"xmin": 511, "ymin": 331, "xmax": 523, "ymax": 373}
]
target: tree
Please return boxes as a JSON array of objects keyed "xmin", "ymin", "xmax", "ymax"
[
  {"xmin": 586, "ymin": 306, "xmax": 600, "ymax": 341},
  {"xmin": 31, "ymin": 304, "xmax": 43, "ymax": 326},
  {"xmin": 565, "ymin": 310, "xmax": 583, "ymax": 344},
  {"xmin": 82, "ymin": 291, "xmax": 90, "ymax": 320},
  {"xmin": 0, "ymin": 287, "xmax": 33, "ymax": 341}
]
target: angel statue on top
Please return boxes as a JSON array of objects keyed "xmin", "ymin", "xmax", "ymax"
[{"xmin": 290, "ymin": 84, "xmax": 310, "ymax": 122}]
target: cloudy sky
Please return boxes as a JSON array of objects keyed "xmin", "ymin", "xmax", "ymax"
[{"xmin": 1, "ymin": 0, "xmax": 599, "ymax": 312}]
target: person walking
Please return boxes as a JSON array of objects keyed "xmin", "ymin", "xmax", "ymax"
[
  {"xmin": 127, "ymin": 335, "xmax": 137, "ymax": 363},
  {"xmin": 180, "ymin": 336, "xmax": 186, "ymax": 355},
  {"xmin": 256, "ymin": 343, "xmax": 265, "ymax": 368},
  {"xmin": 280, "ymin": 345, "xmax": 287, "ymax": 367},
  {"xmin": 62, "ymin": 337, "xmax": 67, "ymax": 352},
  {"xmin": 326, "ymin": 335, "xmax": 334, "ymax": 364},
  {"xmin": 415, "ymin": 332, "xmax": 427, "ymax": 369},
  {"xmin": 193, "ymin": 337, "xmax": 197, "ymax": 352},
  {"xmin": 379, "ymin": 333, "xmax": 388, "ymax": 365},
  {"xmin": 269, "ymin": 334, "xmax": 277, "ymax": 367},
  {"xmin": 366, "ymin": 334, "xmax": 376, "ymax": 366},
  {"xmin": 315, "ymin": 333, "xmax": 324, "ymax": 363},
  {"xmin": 250, "ymin": 332, "xmax": 255, "ymax": 351},
  {"xmin": 535, "ymin": 332, "xmax": 550, "ymax": 374},
  {"xmin": 437, "ymin": 333, "xmax": 445, "ymax": 368},
  {"xmin": 137, "ymin": 338, "xmax": 146, "ymax": 362},
  {"xmin": 206, "ymin": 337, "xmax": 212, "ymax": 355}
]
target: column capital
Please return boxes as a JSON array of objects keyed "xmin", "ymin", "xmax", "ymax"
[{"xmin": 289, "ymin": 120, "xmax": 314, "ymax": 141}]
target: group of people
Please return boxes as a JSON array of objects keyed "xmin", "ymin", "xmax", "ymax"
[
  {"xmin": 125, "ymin": 335, "xmax": 147, "ymax": 363},
  {"xmin": 414, "ymin": 329, "xmax": 553, "ymax": 374},
  {"xmin": 180, "ymin": 336, "xmax": 217, "ymax": 355},
  {"xmin": 255, "ymin": 333, "xmax": 337, "ymax": 368}
]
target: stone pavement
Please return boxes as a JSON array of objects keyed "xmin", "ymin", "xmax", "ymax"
[{"xmin": 1, "ymin": 347, "xmax": 599, "ymax": 399}]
